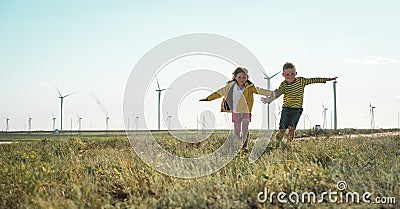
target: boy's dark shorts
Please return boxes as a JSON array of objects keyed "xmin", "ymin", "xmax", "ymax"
[{"xmin": 279, "ymin": 107, "xmax": 303, "ymax": 129}]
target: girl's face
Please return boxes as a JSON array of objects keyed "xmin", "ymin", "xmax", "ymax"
[
  {"xmin": 282, "ymin": 68, "xmax": 297, "ymax": 84},
  {"xmin": 235, "ymin": 72, "xmax": 248, "ymax": 86}
]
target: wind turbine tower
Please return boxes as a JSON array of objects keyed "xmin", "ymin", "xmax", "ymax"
[
  {"xmin": 135, "ymin": 116, "xmax": 140, "ymax": 130},
  {"xmin": 76, "ymin": 114, "xmax": 82, "ymax": 131},
  {"xmin": 305, "ymin": 113, "xmax": 313, "ymax": 129},
  {"xmin": 201, "ymin": 116, "xmax": 209, "ymax": 132},
  {"xmin": 56, "ymin": 86, "xmax": 74, "ymax": 132},
  {"xmin": 260, "ymin": 69, "xmax": 280, "ymax": 129},
  {"xmin": 167, "ymin": 113, "xmax": 172, "ymax": 130},
  {"xmin": 52, "ymin": 114, "xmax": 56, "ymax": 131},
  {"xmin": 333, "ymin": 81, "xmax": 338, "ymax": 129},
  {"xmin": 28, "ymin": 115, "xmax": 32, "ymax": 132},
  {"xmin": 369, "ymin": 103, "xmax": 376, "ymax": 129},
  {"xmin": 106, "ymin": 113, "xmax": 110, "ymax": 134},
  {"xmin": 5, "ymin": 118, "xmax": 10, "ymax": 132},
  {"xmin": 155, "ymin": 77, "xmax": 167, "ymax": 130}
]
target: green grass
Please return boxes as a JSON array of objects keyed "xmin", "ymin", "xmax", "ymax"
[{"xmin": 0, "ymin": 132, "xmax": 399, "ymax": 208}]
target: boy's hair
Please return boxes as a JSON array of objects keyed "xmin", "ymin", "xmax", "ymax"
[
  {"xmin": 283, "ymin": 62, "xmax": 296, "ymax": 71},
  {"xmin": 232, "ymin": 67, "xmax": 249, "ymax": 80}
]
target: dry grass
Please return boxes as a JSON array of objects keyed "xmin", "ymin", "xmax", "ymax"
[{"xmin": 0, "ymin": 131, "xmax": 399, "ymax": 208}]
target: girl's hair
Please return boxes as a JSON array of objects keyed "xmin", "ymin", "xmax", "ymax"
[
  {"xmin": 232, "ymin": 67, "xmax": 249, "ymax": 80},
  {"xmin": 283, "ymin": 62, "xmax": 296, "ymax": 71}
]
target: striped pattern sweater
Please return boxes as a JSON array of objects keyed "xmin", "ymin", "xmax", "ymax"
[{"xmin": 277, "ymin": 77, "xmax": 327, "ymax": 108}]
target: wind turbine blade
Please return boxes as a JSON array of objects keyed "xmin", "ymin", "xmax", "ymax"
[
  {"xmin": 64, "ymin": 92, "xmax": 75, "ymax": 98},
  {"xmin": 254, "ymin": 62, "xmax": 268, "ymax": 77},
  {"xmin": 92, "ymin": 93, "xmax": 108, "ymax": 114},
  {"xmin": 55, "ymin": 85, "xmax": 62, "ymax": 97},
  {"xmin": 156, "ymin": 77, "xmax": 161, "ymax": 90},
  {"xmin": 270, "ymin": 71, "xmax": 281, "ymax": 79}
]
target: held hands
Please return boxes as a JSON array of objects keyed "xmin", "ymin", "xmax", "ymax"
[
  {"xmin": 261, "ymin": 96, "xmax": 273, "ymax": 104},
  {"xmin": 327, "ymin": 77, "xmax": 338, "ymax": 81}
]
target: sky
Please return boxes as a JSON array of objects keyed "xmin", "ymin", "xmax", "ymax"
[{"xmin": 1, "ymin": 0, "xmax": 399, "ymax": 131}]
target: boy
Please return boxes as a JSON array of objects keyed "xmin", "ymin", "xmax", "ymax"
[{"xmin": 262, "ymin": 62, "xmax": 337, "ymax": 147}]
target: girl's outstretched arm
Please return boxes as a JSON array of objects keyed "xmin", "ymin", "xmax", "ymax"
[
  {"xmin": 261, "ymin": 90, "xmax": 281, "ymax": 104},
  {"xmin": 199, "ymin": 86, "xmax": 226, "ymax": 101}
]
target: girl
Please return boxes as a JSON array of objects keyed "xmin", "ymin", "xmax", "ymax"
[{"xmin": 200, "ymin": 67, "xmax": 274, "ymax": 151}]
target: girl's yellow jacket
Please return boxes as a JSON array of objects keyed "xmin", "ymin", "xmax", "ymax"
[{"xmin": 205, "ymin": 80, "xmax": 273, "ymax": 113}]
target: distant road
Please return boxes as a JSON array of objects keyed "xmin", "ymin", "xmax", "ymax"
[{"xmin": 0, "ymin": 141, "xmax": 13, "ymax": 144}]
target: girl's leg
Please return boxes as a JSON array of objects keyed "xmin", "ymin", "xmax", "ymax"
[
  {"xmin": 241, "ymin": 118, "xmax": 250, "ymax": 150},
  {"xmin": 234, "ymin": 121, "xmax": 241, "ymax": 138},
  {"xmin": 233, "ymin": 121, "xmax": 244, "ymax": 149}
]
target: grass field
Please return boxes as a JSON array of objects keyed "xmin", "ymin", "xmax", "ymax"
[{"xmin": 0, "ymin": 130, "xmax": 399, "ymax": 208}]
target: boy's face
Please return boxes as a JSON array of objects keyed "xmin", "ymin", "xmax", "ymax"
[
  {"xmin": 282, "ymin": 68, "xmax": 297, "ymax": 84},
  {"xmin": 235, "ymin": 72, "xmax": 248, "ymax": 86}
]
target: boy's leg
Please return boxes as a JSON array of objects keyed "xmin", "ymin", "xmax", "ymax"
[
  {"xmin": 273, "ymin": 107, "xmax": 290, "ymax": 149},
  {"xmin": 275, "ymin": 129, "xmax": 286, "ymax": 148},
  {"xmin": 288, "ymin": 126, "xmax": 295, "ymax": 141},
  {"xmin": 287, "ymin": 108, "xmax": 303, "ymax": 142}
]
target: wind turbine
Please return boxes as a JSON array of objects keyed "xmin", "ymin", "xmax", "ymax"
[
  {"xmin": 197, "ymin": 115, "xmax": 209, "ymax": 133},
  {"xmin": 262, "ymin": 71, "xmax": 281, "ymax": 130},
  {"xmin": 135, "ymin": 115, "xmax": 140, "ymax": 130},
  {"xmin": 5, "ymin": 117, "xmax": 10, "ymax": 132},
  {"xmin": 322, "ymin": 103, "xmax": 328, "ymax": 129},
  {"xmin": 166, "ymin": 112, "xmax": 172, "ymax": 130},
  {"xmin": 76, "ymin": 114, "xmax": 82, "ymax": 131},
  {"xmin": 305, "ymin": 113, "xmax": 313, "ymax": 129},
  {"xmin": 369, "ymin": 102, "xmax": 376, "ymax": 129},
  {"xmin": 56, "ymin": 86, "xmax": 74, "ymax": 132},
  {"xmin": 155, "ymin": 77, "xmax": 167, "ymax": 130},
  {"xmin": 52, "ymin": 113, "xmax": 56, "ymax": 131},
  {"xmin": 92, "ymin": 94, "xmax": 110, "ymax": 134},
  {"xmin": 274, "ymin": 102, "xmax": 282, "ymax": 130},
  {"xmin": 106, "ymin": 113, "xmax": 110, "ymax": 134},
  {"xmin": 255, "ymin": 63, "xmax": 280, "ymax": 129},
  {"xmin": 333, "ymin": 81, "xmax": 338, "ymax": 129},
  {"xmin": 28, "ymin": 115, "xmax": 32, "ymax": 132}
]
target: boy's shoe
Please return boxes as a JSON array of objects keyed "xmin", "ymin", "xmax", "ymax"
[{"xmin": 265, "ymin": 146, "xmax": 274, "ymax": 154}]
